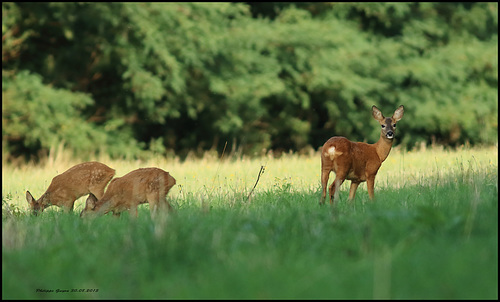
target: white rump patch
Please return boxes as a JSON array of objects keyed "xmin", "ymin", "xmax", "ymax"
[{"xmin": 325, "ymin": 146, "xmax": 342, "ymax": 160}]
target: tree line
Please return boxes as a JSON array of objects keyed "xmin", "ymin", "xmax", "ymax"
[{"xmin": 2, "ymin": 2, "xmax": 498, "ymax": 160}]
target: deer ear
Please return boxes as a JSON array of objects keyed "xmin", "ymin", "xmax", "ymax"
[
  {"xmin": 26, "ymin": 191, "xmax": 36, "ymax": 205},
  {"xmin": 393, "ymin": 105, "xmax": 404, "ymax": 122},
  {"xmin": 372, "ymin": 106, "xmax": 384, "ymax": 121}
]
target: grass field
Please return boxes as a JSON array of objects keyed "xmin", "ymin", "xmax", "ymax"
[{"xmin": 2, "ymin": 146, "xmax": 498, "ymax": 299}]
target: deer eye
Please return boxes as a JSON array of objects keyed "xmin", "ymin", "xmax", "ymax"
[
  {"xmin": 393, "ymin": 124, "xmax": 397, "ymax": 128},
  {"xmin": 381, "ymin": 125, "xmax": 386, "ymax": 128}
]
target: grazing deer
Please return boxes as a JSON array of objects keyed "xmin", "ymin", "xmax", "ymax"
[
  {"xmin": 80, "ymin": 167, "xmax": 176, "ymax": 218},
  {"xmin": 320, "ymin": 105, "xmax": 404, "ymax": 205},
  {"xmin": 26, "ymin": 161, "xmax": 115, "ymax": 215}
]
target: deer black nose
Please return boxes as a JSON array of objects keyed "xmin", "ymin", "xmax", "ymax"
[{"xmin": 386, "ymin": 131, "xmax": 394, "ymax": 138}]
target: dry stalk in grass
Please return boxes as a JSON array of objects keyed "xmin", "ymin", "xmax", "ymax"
[
  {"xmin": 209, "ymin": 141, "xmax": 228, "ymax": 194},
  {"xmin": 247, "ymin": 165, "xmax": 266, "ymax": 202}
]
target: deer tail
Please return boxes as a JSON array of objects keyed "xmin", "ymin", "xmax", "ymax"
[{"xmin": 325, "ymin": 146, "xmax": 342, "ymax": 161}]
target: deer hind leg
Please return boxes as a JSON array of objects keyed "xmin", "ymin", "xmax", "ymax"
[
  {"xmin": 149, "ymin": 200, "xmax": 159, "ymax": 216},
  {"xmin": 157, "ymin": 183, "xmax": 174, "ymax": 212},
  {"xmin": 348, "ymin": 181, "xmax": 360, "ymax": 201},
  {"xmin": 320, "ymin": 168, "xmax": 331, "ymax": 205},
  {"xmin": 90, "ymin": 173, "xmax": 115, "ymax": 200},
  {"xmin": 147, "ymin": 192, "xmax": 161, "ymax": 217},
  {"xmin": 161, "ymin": 196, "xmax": 174, "ymax": 212},
  {"xmin": 329, "ymin": 172, "xmax": 347, "ymax": 206},
  {"xmin": 329, "ymin": 178, "xmax": 344, "ymax": 205}
]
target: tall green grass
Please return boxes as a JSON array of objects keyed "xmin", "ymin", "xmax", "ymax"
[{"xmin": 2, "ymin": 147, "xmax": 498, "ymax": 299}]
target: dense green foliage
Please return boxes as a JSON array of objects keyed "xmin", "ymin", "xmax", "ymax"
[
  {"xmin": 2, "ymin": 166, "xmax": 497, "ymax": 299},
  {"xmin": 2, "ymin": 3, "xmax": 498, "ymax": 160}
]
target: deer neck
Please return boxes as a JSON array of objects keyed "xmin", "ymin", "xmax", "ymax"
[{"xmin": 373, "ymin": 133, "xmax": 394, "ymax": 163}]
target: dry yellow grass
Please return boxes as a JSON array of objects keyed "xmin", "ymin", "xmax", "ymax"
[{"xmin": 2, "ymin": 145, "xmax": 497, "ymax": 212}]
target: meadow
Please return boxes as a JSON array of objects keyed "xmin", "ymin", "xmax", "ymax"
[{"xmin": 2, "ymin": 146, "xmax": 498, "ymax": 299}]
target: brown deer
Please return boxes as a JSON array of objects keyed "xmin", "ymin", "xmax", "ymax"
[
  {"xmin": 320, "ymin": 105, "xmax": 404, "ymax": 205},
  {"xmin": 26, "ymin": 161, "xmax": 115, "ymax": 215},
  {"xmin": 80, "ymin": 167, "xmax": 176, "ymax": 218}
]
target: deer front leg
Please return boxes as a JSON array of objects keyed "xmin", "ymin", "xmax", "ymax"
[
  {"xmin": 129, "ymin": 206, "xmax": 139, "ymax": 218},
  {"xmin": 366, "ymin": 176, "xmax": 376, "ymax": 200},
  {"xmin": 61, "ymin": 202, "xmax": 74, "ymax": 213}
]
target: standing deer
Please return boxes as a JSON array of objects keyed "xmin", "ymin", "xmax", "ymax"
[
  {"xmin": 80, "ymin": 167, "xmax": 176, "ymax": 218},
  {"xmin": 26, "ymin": 161, "xmax": 115, "ymax": 215},
  {"xmin": 320, "ymin": 105, "xmax": 404, "ymax": 205}
]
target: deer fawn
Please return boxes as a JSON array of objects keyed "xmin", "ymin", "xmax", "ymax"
[
  {"xmin": 80, "ymin": 167, "xmax": 176, "ymax": 218},
  {"xmin": 320, "ymin": 105, "xmax": 404, "ymax": 205},
  {"xmin": 26, "ymin": 161, "xmax": 115, "ymax": 215}
]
